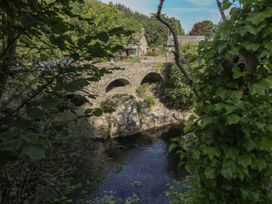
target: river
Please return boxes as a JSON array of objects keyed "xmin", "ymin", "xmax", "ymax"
[{"xmin": 91, "ymin": 126, "xmax": 187, "ymax": 204}]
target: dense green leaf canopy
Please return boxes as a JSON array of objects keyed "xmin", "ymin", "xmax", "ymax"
[{"xmin": 169, "ymin": 0, "xmax": 272, "ymax": 203}]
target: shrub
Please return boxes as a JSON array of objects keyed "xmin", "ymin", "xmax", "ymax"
[
  {"xmin": 155, "ymin": 62, "xmax": 164, "ymax": 72},
  {"xmin": 136, "ymin": 84, "xmax": 150, "ymax": 98},
  {"xmin": 161, "ymin": 64, "xmax": 194, "ymax": 110},
  {"xmin": 161, "ymin": 43, "xmax": 199, "ymax": 110},
  {"xmin": 146, "ymin": 47, "xmax": 164, "ymax": 56},
  {"xmin": 144, "ymin": 95, "xmax": 156, "ymax": 108}
]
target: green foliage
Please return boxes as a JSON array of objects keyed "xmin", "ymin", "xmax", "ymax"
[
  {"xmin": 162, "ymin": 64, "xmax": 193, "ymax": 109},
  {"xmin": 0, "ymin": 0, "xmax": 132, "ymax": 162},
  {"xmin": 0, "ymin": 0, "xmax": 134, "ymax": 203},
  {"xmin": 144, "ymin": 95, "xmax": 156, "ymax": 108},
  {"xmin": 169, "ymin": 0, "xmax": 272, "ymax": 203},
  {"xmin": 155, "ymin": 62, "xmax": 164, "ymax": 72},
  {"xmin": 166, "ymin": 178, "xmax": 202, "ymax": 204},
  {"xmin": 0, "ymin": 115, "xmax": 109, "ymax": 203},
  {"xmin": 136, "ymin": 94, "xmax": 156, "ymax": 115},
  {"xmin": 161, "ymin": 44, "xmax": 198, "ymax": 109},
  {"xmin": 116, "ymin": 4, "xmax": 185, "ymax": 47},
  {"xmin": 146, "ymin": 47, "xmax": 165, "ymax": 56},
  {"xmin": 190, "ymin": 20, "xmax": 215, "ymax": 39},
  {"xmin": 136, "ymin": 83, "xmax": 150, "ymax": 98}
]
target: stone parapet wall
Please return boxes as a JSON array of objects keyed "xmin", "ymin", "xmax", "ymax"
[{"xmin": 86, "ymin": 57, "xmax": 166, "ymax": 105}]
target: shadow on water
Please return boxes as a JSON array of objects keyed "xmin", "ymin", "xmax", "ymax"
[{"xmin": 91, "ymin": 125, "xmax": 187, "ymax": 204}]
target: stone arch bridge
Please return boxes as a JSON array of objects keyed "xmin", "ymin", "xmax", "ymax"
[{"xmin": 86, "ymin": 57, "xmax": 166, "ymax": 104}]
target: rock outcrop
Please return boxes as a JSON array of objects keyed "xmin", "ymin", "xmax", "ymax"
[{"xmin": 89, "ymin": 94, "xmax": 187, "ymax": 139}]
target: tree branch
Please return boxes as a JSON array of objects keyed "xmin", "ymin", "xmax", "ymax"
[
  {"xmin": 216, "ymin": 0, "xmax": 227, "ymax": 22},
  {"xmin": 155, "ymin": 0, "xmax": 193, "ymax": 86}
]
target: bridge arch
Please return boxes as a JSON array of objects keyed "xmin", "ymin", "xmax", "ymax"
[
  {"xmin": 141, "ymin": 72, "xmax": 163, "ymax": 85},
  {"xmin": 105, "ymin": 78, "xmax": 131, "ymax": 93}
]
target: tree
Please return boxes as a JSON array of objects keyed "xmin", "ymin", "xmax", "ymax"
[
  {"xmin": 190, "ymin": 20, "xmax": 215, "ymax": 39},
  {"xmin": 0, "ymin": 0, "xmax": 132, "ymax": 162},
  {"xmin": 157, "ymin": 0, "xmax": 272, "ymax": 203},
  {"xmin": 0, "ymin": 1, "xmax": 134, "ymax": 202},
  {"xmin": 116, "ymin": 3, "xmax": 184, "ymax": 47}
]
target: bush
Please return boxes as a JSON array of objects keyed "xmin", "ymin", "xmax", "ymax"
[
  {"xmin": 144, "ymin": 95, "xmax": 156, "ymax": 108},
  {"xmin": 136, "ymin": 84, "xmax": 150, "ymax": 98},
  {"xmin": 155, "ymin": 62, "xmax": 164, "ymax": 72},
  {"xmin": 161, "ymin": 64, "xmax": 194, "ymax": 110},
  {"xmin": 146, "ymin": 47, "xmax": 164, "ymax": 56},
  {"xmin": 161, "ymin": 44, "xmax": 199, "ymax": 110}
]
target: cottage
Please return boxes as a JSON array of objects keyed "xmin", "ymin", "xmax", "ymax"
[{"xmin": 121, "ymin": 27, "xmax": 148, "ymax": 57}]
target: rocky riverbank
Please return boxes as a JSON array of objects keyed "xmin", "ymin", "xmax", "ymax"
[{"xmin": 88, "ymin": 94, "xmax": 191, "ymax": 139}]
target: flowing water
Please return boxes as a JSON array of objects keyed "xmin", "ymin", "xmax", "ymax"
[{"xmin": 91, "ymin": 126, "xmax": 186, "ymax": 204}]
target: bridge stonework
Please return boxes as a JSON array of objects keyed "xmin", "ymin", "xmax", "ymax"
[{"xmin": 86, "ymin": 57, "xmax": 166, "ymax": 104}]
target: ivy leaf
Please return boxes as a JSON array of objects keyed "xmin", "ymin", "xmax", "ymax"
[
  {"xmin": 232, "ymin": 67, "xmax": 244, "ymax": 79},
  {"xmin": 222, "ymin": 1, "xmax": 232, "ymax": 10},
  {"xmin": 227, "ymin": 114, "xmax": 240, "ymax": 125},
  {"xmin": 252, "ymin": 158, "xmax": 267, "ymax": 171},
  {"xmin": 205, "ymin": 167, "xmax": 216, "ymax": 179},
  {"xmin": 183, "ymin": 125, "xmax": 192, "ymax": 134},
  {"xmin": 247, "ymin": 7, "xmax": 272, "ymax": 25},
  {"xmin": 203, "ymin": 146, "xmax": 220, "ymax": 160},
  {"xmin": 224, "ymin": 147, "xmax": 239, "ymax": 159},
  {"xmin": 238, "ymin": 155, "xmax": 252, "ymax": 168},
  {"xmin": 257, "ymin": 137, "xmax": 272, "ymax": 152},
  {"xmin": 221, "ymin": 167, "xmax": 233, "ymax": 179},
  {"xmin": 249, "ymin": 77, "xmax": 272, "ymax": 96},
  {"xmin": 242, "ymin": 41, "xmax": 260, "ymax": 51},
  {"xmin": 243, "ymin": 139, "xmax": 256, "ymax": 152},
  {"xmin": 185, "ymin": 163, "xmax": 196, "ymax": 174},
  {"xmin": 221, "ymin": 159, "xmax": 236, "ymax": 179},
  {"xmin": 200, "ymin": 116, "xmax": 213, "ymax": 128},
  {"xmin": 192, "ymin": 150, "xmax": 200, "ymax": 160}
]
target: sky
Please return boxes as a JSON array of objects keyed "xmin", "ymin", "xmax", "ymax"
[{"xmin": 100, "ymin": 0, "xmax": 221, "ymax": 33}]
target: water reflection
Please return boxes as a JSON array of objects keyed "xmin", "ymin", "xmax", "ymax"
[{"xmin": 91, "ymin": 126, "xmax": 186, "ymax": 204}]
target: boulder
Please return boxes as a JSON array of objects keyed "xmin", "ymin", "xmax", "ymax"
[{"xmin": 89, "ymin": 94, "xmax": 183, "ymax": 139}]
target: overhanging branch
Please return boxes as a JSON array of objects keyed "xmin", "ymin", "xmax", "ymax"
[
  {"xmin": 155, "ymin": 0, "xmax": 193, "ymax": 86},
  {"xmin": 216, "ymin": 0, "xmax": 227, "ymax": 22}
]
